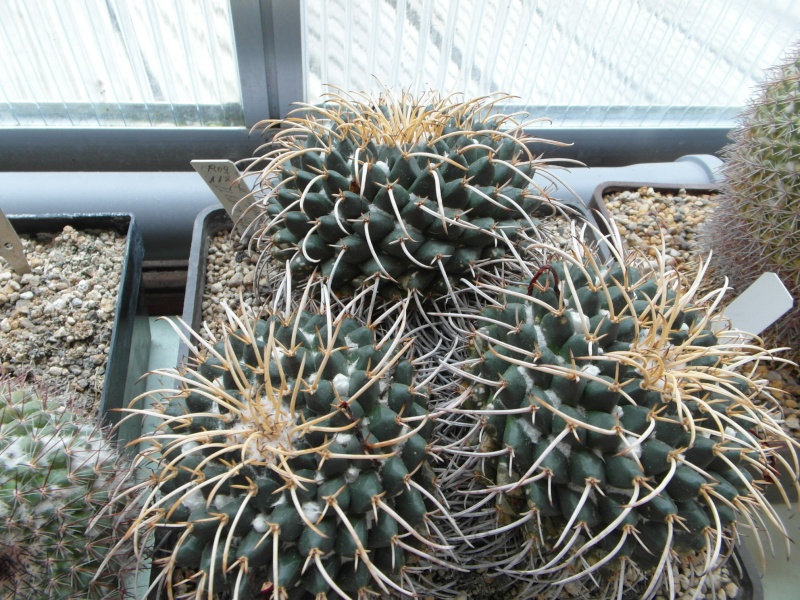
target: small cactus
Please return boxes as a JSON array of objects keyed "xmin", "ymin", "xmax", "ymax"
[
  {"xmin": 246, "ymin": 89, "xmax": 578, "ymax": 303},
  {"xmin": 0, "ymin": 376, "xmax": 135, "ymax": 599},
  {"xmin": 439, "ymin": 236, "xmax": 799, "ymax": 599},
  {"xmin": 118, "ymin": 298, "xmax": 460, "ymax": 599}
]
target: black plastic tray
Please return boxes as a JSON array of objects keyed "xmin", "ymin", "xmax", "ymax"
[
  {"xmin": 7, "ymin": 213, "xmax": 150, "ymax": 443},
  {"xmin": 182, "ymin": 205, "xmax": 234, "ymax": 332},
  {"xmin": 734, "ymin": 539, "xmax": 763, "ymax": 600}
]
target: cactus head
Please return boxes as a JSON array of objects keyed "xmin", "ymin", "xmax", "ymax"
[
  {"xmin": 443, "ymin": 239, "xmax": 799, "ymax": 598},
  {"xmin": 247, "ymin": 89, "xmax": 576, "ymax": 303},
  {"xmin": 704, "ymin": 42, "xmax": 800, "ymax": 353},
  {"xmin": 0, "ymin": 376, "xmax": 135, "ymax": 599},
  {"xmin": 120, "ymin": 302, "xmax": 456, "ymax": 599}
]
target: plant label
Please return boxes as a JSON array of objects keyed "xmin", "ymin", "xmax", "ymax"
[
  {"xmin": 0, "ymin": 208, "xmax": 31, "ymax": 275},
  {"xmin": 715, "ymin": 272, "xmax": 793, "ymax": 341},
  {"xmin": 192, "ymin": 160, "xmax": 256, "ymax": 232}
]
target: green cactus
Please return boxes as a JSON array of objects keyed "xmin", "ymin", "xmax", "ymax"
[
  {"xmin": 247, "ymin": 89, "xmax": 577, "ymax": 302},
  {"xmin": 704, "ymin": 42, "xmax": 800, "ymax": 353},
  {"xmin": 117, "ymin": 302, "xmax": 459, "ymax": 599},
  {"xmin": 440, "ymin": 241, "xmax": 798, "ymax": 599},
  {"xmin": 0, "ymin": 377, "xmax": 135, "ymax": 599}
]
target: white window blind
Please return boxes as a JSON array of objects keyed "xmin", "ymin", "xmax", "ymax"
[
  {"xmin": 0, "ymin": 0, "xmax": 243, "ymax": 127},
  {"xmin": 303, "ymin": 0, "xmax": 800, "ymax": 127}
]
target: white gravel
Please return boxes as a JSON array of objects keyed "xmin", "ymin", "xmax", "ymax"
[
  {"xmin": 601, "ymin": 186, "xmax": 719, "ymax": 281},
  {"xmin": 0, "ymin": 225, "xmax": 124, "ymax": 412}
]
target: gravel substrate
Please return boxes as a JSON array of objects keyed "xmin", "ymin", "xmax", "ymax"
[
  {"xmin": 198, "ymin": 215, "xmax": 583, "ymax": 338},
  {"xmin": 200, "ymin": 230, "xmax": 263, "ymax": 340},
  {"xmin": 602, "ymin": 187, "xmax": 719, "ymax": 282},
  {"xmin": 0, "ymin": 225, "xmax": 124, "ymax": 413}
]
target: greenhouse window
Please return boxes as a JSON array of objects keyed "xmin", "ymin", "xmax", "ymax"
[
  {"xmin": 2, "ymin": 0, "xmax": 800, "ymax": 170},
  {"xmin": 303, "ymin": 0, "xmax": 800, "ymax": 128},
  {"xmin": 0, "ymin": 0, "xmax": 243, "ymax": 127}
]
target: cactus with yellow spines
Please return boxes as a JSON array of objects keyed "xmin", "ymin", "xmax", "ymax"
[
  {"xmin": 245, "ymin": 88, "xmax": 579, "ymax": 304},
  {"xmin": 114, "ymin": 287, "xmax": 462, "ymax": 600},
  {"xmin": 436, "ymin": 232, "xmax": 799, "ymax": 599}
]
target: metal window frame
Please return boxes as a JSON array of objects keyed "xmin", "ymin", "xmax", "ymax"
[
  {"xmin": 0, "ymin": 0, "xmax": 306, "ymax": 172},
  {"xmin": 0, "ymin": 0, "xmax": 730, "ymax": 172}
]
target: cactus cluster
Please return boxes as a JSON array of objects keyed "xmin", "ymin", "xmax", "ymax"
[
  {"xmin": 0, "ymin": 377, "xmax": 134, "ymax": 599},
  {"xmin": 704, "ymin": 42, "xmax": 800, "ymax": 353},
  {"xmin": 123, "ymin": 301, "xmax": 457, "ymax": 599},
  {"xmin": 246, "ymin": 90, "xmax": 575, "ymax": 301},
  {"xmin": 435, "ymin": 243, "xmax": 796, "ymax": 598},
  {"xmin": 110, "ymin": 89, "xmax": 799, "ymax": 600}
]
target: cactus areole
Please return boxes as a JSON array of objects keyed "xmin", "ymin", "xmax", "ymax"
[{"xmin": 247, "ymin": 90, "xmax": 573, "ymax": 300}]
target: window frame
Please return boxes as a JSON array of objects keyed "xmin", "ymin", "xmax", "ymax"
[
  {"xmin": 0, "ymin": 0, "xmax": 305, "ymax": 171},
  {"xmin": 0, "ymin": 0, "xmax": 730, "ymax": 171}
]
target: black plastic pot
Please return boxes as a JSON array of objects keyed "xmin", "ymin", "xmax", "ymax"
[
  {"xmin": 6, "ymin": 213, "xmax": 150, "ymax": 444},
  {"xmin": 734, "ymin": 539, "xmax": 764, "ymax": 600},
  {"xmin": 182, "ymin": 206, "xmax": 235, "ymax": 332}
]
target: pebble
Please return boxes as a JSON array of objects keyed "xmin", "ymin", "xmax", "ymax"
[
  {"xmin": 0, "ymin": 226, "xmax": 125, "ymax": 412},
  {"xmin": 227, "ymin": 272, "xmax": 244, "ymax": 288}
]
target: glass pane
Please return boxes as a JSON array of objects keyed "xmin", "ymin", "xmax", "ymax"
[
  {"xmin": 0, "ymin": 0, "xmax": 243, "ymax": 127},
  {"xmin": 302, "ymin": 0, "xmax": 800, "ymax": 127}
]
